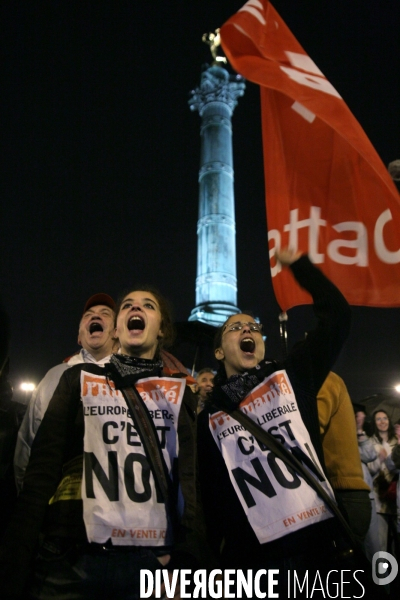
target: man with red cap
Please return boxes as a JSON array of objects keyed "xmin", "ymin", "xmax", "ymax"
[{"xmin": 14, "ymin": 293, "xmax": 116, "ymax": 491}]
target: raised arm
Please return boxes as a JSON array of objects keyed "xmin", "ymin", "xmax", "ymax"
[{"xmin": 281, "ymin": 252, "xmax": 351, "ymax": 395}]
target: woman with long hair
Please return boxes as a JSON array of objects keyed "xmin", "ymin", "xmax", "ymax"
[
  {"xmin": 0, "ymin": 286, "xmax": 206, "ymax": 600},
  {"xmin": 372, "ymin": 409, "xmax": 396, "ymax": 445},
  {"xmin": 368, "ymin": 409, "xmax": 398, "ymax": 553}
]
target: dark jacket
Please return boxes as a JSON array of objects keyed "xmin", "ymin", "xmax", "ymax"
[
  {"xmin": 0, "ymin": 363, "xmax": 207, "ymax": 598},
  {"xmin": 198, "ymin": 256, "xmax": 351, "ymax": 566}
]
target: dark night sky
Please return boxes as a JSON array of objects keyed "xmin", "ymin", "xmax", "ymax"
[{"xmin": 1, "ymin": 1, "xmax": 400, "ymax": 403}]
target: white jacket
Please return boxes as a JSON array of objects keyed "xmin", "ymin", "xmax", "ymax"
[
  {"xmin": 358, "ymin": 434, "xmax": 378, "ymax": 499},
  {"xmin": 385, "ymin": 444, "xmax": 400, "ymax": 532},
  {"xmin": 13, "ymin": 350, "xmax": 111, "ymax": 492}
]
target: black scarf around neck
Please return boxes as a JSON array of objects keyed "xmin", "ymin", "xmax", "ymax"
[
  {"xmin": 106, "ymin": 353, "xmax": 163, "ymax": 389},
  {"xmin": 211, "ymin": 359, "xmax": 276, "ymax": 412}
]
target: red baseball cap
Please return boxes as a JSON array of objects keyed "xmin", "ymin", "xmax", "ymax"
[{"xmin": 83, "ymin": 293, "xmax": 116, "ymax": 314}]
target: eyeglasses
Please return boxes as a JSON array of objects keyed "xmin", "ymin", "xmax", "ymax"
[{"xmin": 222, "ymin": 321, "xmax": 263, "ymax": 334}]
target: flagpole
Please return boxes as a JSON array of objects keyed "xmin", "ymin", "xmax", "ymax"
[{"xmin": 278, "ymin": 311, "xmax": 288, "ymax": 359}]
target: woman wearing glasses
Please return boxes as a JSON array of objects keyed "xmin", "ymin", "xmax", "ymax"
[{"xmin": 197, "ymin": 248, "xmax": 356, "ymax": 596}]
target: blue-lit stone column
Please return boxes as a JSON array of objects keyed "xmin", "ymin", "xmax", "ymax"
[{"xmin": 189, "ymin": 65, "xmax": 245, "ymax": 327}]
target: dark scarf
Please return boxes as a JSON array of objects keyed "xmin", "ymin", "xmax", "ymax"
[
  {"xmin": 211, "ymin": 359, "xmax": 276, "ymax": 412},
  {"xmin": 105, "ymin": 353, "xmax": 163, "ymax": 389}
]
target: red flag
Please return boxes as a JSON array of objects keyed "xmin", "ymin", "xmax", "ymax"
[{"xmin": 220, "ymin": 0, "xmax": 400, "ymax": 310}]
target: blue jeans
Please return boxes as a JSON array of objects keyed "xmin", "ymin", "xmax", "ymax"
[{"xmin": 28, "ymin": 540, "xmax": 163, "ymax": 600}]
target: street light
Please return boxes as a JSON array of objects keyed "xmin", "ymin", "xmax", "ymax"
[
  {"xmin": 20, "ymin": 382, "xmax": 36, "ymax": 392},
  {"xmin": 395, "ymin": 384, "xmax": 400, "ymax": 394}
]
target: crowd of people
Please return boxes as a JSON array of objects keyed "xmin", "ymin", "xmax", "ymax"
[
  {"xmin": 357, "ymin": 407, "xmax": 400, "ymax": 558},
  {"xmin": 0, "ymin": 249, "xmax": 399, "ymax": 599}
]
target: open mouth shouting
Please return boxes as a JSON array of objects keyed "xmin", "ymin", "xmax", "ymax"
[
  {"xmin": 127, "ymin": 315, "xmax": 145, "ymax": 331},
  {"xmin": 89, "ymin": 321, "xmax": 104, "ymax": 335},
  {"xmin": 240, "ymin": 337, "xmax": 256, "ymax": 354}
]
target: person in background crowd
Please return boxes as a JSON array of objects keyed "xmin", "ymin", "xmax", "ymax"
[
  {"xmin": 383, "ymin": 417, "xmax": 400, "ymax": 555},
  {"xmin": 0, "ymin": 359, "xmax": 25, "ymax": 536},
  {"xmin": 368, "ymin": 409, "xmax": 398, "ymax": 553},
  {"xmin": 317, "ymin": 373, "xmax": 371, "ymax": 547},
  {"xmin": 195, "ymin": 367, "xmax": 214, "ymax": 413},
  {"xmin": 198, "ymin": 249, "xmax": 354, "ymax": 596},
  {"xmin": 0, "ymin": 301, "xmax": 25, "ymax": 534},
  {"xmin": 0, "ymin": 286, "xmax": 207, "ymax": 600},
  {"xmin": 352, "ymin": 404, "xmax": 380, "ymax": 561},
  {"xmin": 14, "ymin": 293, "xmax": 116, "ymax": 491}
]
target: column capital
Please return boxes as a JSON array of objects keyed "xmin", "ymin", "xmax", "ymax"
[{"xmin": 189, "ymin": 65, "xmax": 245, "ymax": 116}]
